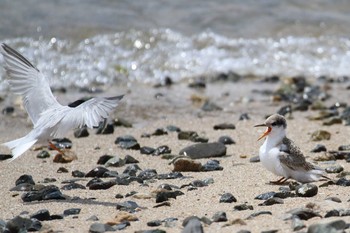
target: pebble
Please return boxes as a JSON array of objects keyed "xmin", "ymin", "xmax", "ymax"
[
  {"xmin": 116, "ymin": 201, "xmax": 140, "ymax": 213},
  {"xmin": 21, "ymin": 185, "xmax": 65, "ymax": 202},
  {"xmin": 233, "ymin": 203, "xmax": 254, "ymax": 211},
  {"xmin": 172, "ymin": 158, "xmax": 202, "ymax": 172},
  {"xmin": 179, "ymin": 142, "xmax": 226, "ymax": 159},
  {"xmin": 166, "ymin": 125, "xmax": 181, "ymax": 132},
  {"xmin": 325, "ymin": 164, "xmax": 344, "ymax": 173},
  {"xmin": 147, "ymin": 220, "xmax": 162, "ymax": 227},
  {"xmin": 338, "ymin": 144, "xmax": 350, "ymax": 151},
  {"xmin": 219, "ymin": 192, "xmax": 237, "ymax": 203},
  {"xmin": 6, "ymin": 216, "xmax": 42, "ymax": 232},
  {"xmin": 96, "ymin": 122, "xmax": 114, "ymax": 135},
  {"xmin": 151, "ymin": 128, "xmax": 168, "ymax": 136},
  {"xmin": 97, "ymin": 155, "xmax": 114, "ymax": 164},
  {"xmin": 157, "ymin": 172, "xmax": 183, "ymax": 180},
  {"xmin": 239, "ymin": 113, "xmax": 250, "ymax": 121},
  {"xmin": 310, "ymin": 144, "xmax": 327, "ymax": 153},
  {"xmin": 86, "ymin": 215, "xmax": 99, "ymax": 221},
  {"xmin": 255, "ymin": 191, "xmax": 276, "ymax": 200},
  {"xmin": 140, "ymin": 146, "xmax": 156, "ymax": 155},
  {"xmin": 259, "ymin": 197, "xmax": 284, "ymax": 206},
  {"xmin": 218, "ymin": 136, "xmax": 235, "ymax": 145},
  {"xmin": 51, "ymin": 138, "xmax": 72, "ymax": 150},
  {"xmin": 277, "ymin": 105, "xmax": 292, "ymax": 116},
  {"xmin": 153, "ymin": 145, "xmax": 171, "ymax": 156},
  {"xmin": 138, "ymin": 169, "xmax": 158, "ymax": 180},
  {"xmin": 325, "ymin": 196, "xmax": 342, "ymax": 203},
  {"xmin": 323, "ymin": 117, "xmax": 342, "ymax": 126},
  {"xmin": 89, "ymin": 180, "xmax": 117, "ymax": 190},
  {"xmin": 295, "ymin": 183, "xmax": 318, "ymax": 197},
  {"xmin": 201, "ymin": 101, "xmax": 222, "ymax": 111},
  {"xmin": 115, "ymin": 135, "xmax": 140, "ymax": 150},
  {"xmin": 61, "ymin": 182, "xmax": 86, "ymax": 190},
  {"xmin": 74, "ymin": 127, "xmax": 89, "ymax": 138},
  {"xmin": 213, "ymin": 123, "xmax": 236, "ymax": 130},
  {"xmin": 89, "ymin": 222, "xmax": 115, "ymax": 233},
  {"xmin": 123, "ymin": 164, "xmax": 142, "ymax": 176},
  {"xmin": 249, "ymin": 156, "xmax": 260, "ymax": 163},
  {"xmin": 182, "ymin": 216, "xmax": 204, "ymax": 233},
  {"xmin": 72, "ymin": 170, "xmax": 86, "ymax": 177},
  {"xmin": 310, "ymin": 130, "xmax": 331, "ymax": 141},
  {"xmin": 85, "ymin": 167, "xmax": 110, "ymax": 178},
  {"xmin": 178, "ymin": 131, "xmax": 209, "ymax": 143},
  {"xmin": 212, "ymin": 211, "xmax": 227, "ymax": 222},
  {"xmin": 105, "ymin": 156, "xmax": 126, "ymax": 167},
  {"xmin": 63, "ymin": 208, "xmax": 81, "ymax": 216},
  {"xmin": 36, "ymin": 150, "xmax": 51, "ymax": 159},
  {"xmin": 53, "ymin": 152, "xmax": 77, "ymax": 163},
  {"xmin": 336, "ymin": 177, "xmax": 350, "ymax": 186},
  {"xmin": 57, "ymin": 167, "xmax": 69, "ymax": 173},
  {"xmin": 285, "ymin": 208, "xmax": 321, "ymax": 220},
  {"xmin": 124, "ymin": 155, "xmax": 139, "ymax": 164},
  {"xmin": 246, "ymin": 211, "xmax": 272, "ymax": 220},
  {"xmin": 0, "ymin": 154, "xmax": 12, "ymax": 160},
  {"xmin": 2, "ymin": 106, "xmax": 14, "ymax": 115},
  {"xmin": 16, "ymin": 174, "xmax": 35, "ymax": 186},
  {"xmin": 307, "ymin": 220, "xmax": 346, "ymax": 233},
  {"xmin": 324, "ymin": 209, "xmax": 340, "ymax": 218},
  {"xmin": 201, "ymin": 160, "xmax": 223, "ymax": 171},
  {"xmin": 155, "ymin": 190, "xmax": 184, "ymax": 203},
  {"xmin": 30, "ymin": 209, "xmax": 51, "ymax": 221}
]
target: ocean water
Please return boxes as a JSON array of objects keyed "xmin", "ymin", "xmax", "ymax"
[{"xmin": 1, "ymin": 0, "xmax": 350, "ymax": 90}]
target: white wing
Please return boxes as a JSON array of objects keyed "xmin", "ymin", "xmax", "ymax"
[
  {"xmin": 44, "ymin": 95, "xmax": 124, "ymax": 138},
  {"xmin": 0, "ymin": 43, "xmax": 61, "ymax": 124}
]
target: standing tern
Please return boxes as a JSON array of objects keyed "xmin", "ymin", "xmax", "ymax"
[
  {"xmin": 254, "ymin": 114, "xmax": 326, "ymax": 184},
  {"xmin": 0, "ymin": 43, "xmax": 124, "ymax": 161}
]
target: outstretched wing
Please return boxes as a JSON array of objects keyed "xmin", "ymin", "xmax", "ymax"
[
  {"xmin": 49, "ymin": 95, "xmax": 124, "ymax": 138},
  {"xmin": 278, "ymin": 137, "xmax": 314, "ymax": 171},
  {"xmin": 0, "ymin": 43, "xmax": 61, "ymax": 124}
]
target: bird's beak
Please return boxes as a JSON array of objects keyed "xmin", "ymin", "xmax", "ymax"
[{"xmin": 254, "ymin": 124, "xmax": 271, "ymax": 141}]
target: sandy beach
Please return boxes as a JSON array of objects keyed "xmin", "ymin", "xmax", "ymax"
[{"xmin": 0, "ymin": 78, "xmax": 349, "ymax": 233}]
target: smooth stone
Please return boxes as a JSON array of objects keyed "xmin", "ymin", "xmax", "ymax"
[
  {"xmin": 21, "ymin": 185, "xmax": 65, "ymax": 202},
  {"xmin": 147, "ymin": 220, "xmax": 162, "ymax": 227},
  {"xmin": 325, "ymin": 197, "xmax": 342, "ymax": 203},
  {"xmin": 85, "ymin": 167, "xmax": 110, "ymax": 178},
  {"xmin": 57, "ymin": 167, "xmax": 69, "ymax": 173},
  {"xmin": 6, "ymin": 216, "xmax": 32, "ymax": 233},
  {"xmin": 212, "ymin": 211, "xmax": 227, "ymax": 222},
  {"xmin": 16, "ymin": 174, "xmax": 35, "ymax": 186},
  {"xmin": 307, "ymin": 220, "xmax": 346, "ymax": 233},
  {"xmin": 74, "ymin": 127, "xmax": 89, "ymax": 138},
  {"xmin": 37, "ymin": 150, "xmax": 50, "ymax": 159},
  {"xmin": 201, "ymin": 100, "xmax": 222, "ymax": 111},
  {"xmin": 296, "ymin": 184, "xmax": 318, "ymax": 197},
  {"xmin": 51, "ymin": 138, "xmax": 72, "ymax": 150},
  {"xmin": 188, "ymin": 80, "xmax": 206, "ymax": 88},
  {"xmin": 249, "ymin": 156, "xmax": 260, "ymax": 163},
  {"xmin": 323, "ymin": 117, "xmax": 342, "ymax": 126},
  {"xmin": 179, "ymin": 142, "xmax": 226, "ymax": 159},
  {"xmin": 213, "ymin": 123, "xmax": 235, "ymax": 130},
  {"xmin": 233, "ymin": 203, "xmax": 254, "ymax": 211},
  {"xmin": 324, "ymin": 209, "xmax": 340, "ymax": 218},
  {"xmin": 182, "ymin": 216, "xmax": 204, "ymax": 233},
  {"xmin": 292, "ymin": 217, "xmax": 305, "ymax": 231},
  {"xmin": 61, "ymin": 182, "xmax": 86, "ymax": 190},
  {"xmin": 2, "ymin": 106, "xmax": 14, "ymax": 114},
  {"xmin": 86, "ymin": 215, "xmax": 99, "ymax": 221},
  {"xmin": 89, "ymin": 223, "xmax": 115, "ymax": 233},
  {"xmin": 172, "ymin": 158, "xmax": 202, "ymax": 172},
  {"xmin": 63, "ymin": 208, "xmax": 81, "ymax": 216},
  {"xmin": 157, "ymin": 172, "xmax": 183, "ymax": 180},
  {"xmin": 96, "ymin": 123, "xmax": 114, "ymax": 135},
  {"xmin": 105, "ymin": 156, "xmax": 125, "ymax": 167},
  {"xmin": 286, "ymin": 208, "xmax": 321, "ymax": 220},
  {"xmin": 246, "ymin": 211, "xmax": 272, "ymax": 219},
  {"xmin": 152, "ymin": 128, "xmax": 168, "ymax": 136},
  {"xmin": 89, "ymin": 180, "xmax": 117, "ymax": 190},
  {"xmin": 125, "ymin": 155, "xmax": 139, "ymax": 164},
  {"xmin": 115, "ymin": 194, "xmax": 124, "ymax": 199},
  {"xmin": 30, "ymin": 209, "xmax": 51, "ymax": 221},
  {"xmin": 311, "ymin": 144, "xmax": 327, "ymax": 153},
  {"xmin": 86, "ymin": 178, "xmax": 103, "ymax": 187},
  {"xmin": 335, "ymin": 178, "xmax": 350, "ymax": 186},
  {"xmin": 325, "ymin": 165, "xmax": 344, "ymax": 173},
  {"xmin": 138, "ymin": 169, "xmax": 157, "ymax": 180},
  {"xmin": 156, "ymin": 191, "xmax": 184, "ymax": 203},
  {"xmin": 72, "ymin": 170, "xmax": 85, "ymax": 177},
  {"xmin": 277, "ymin": 105, "xmax": 292, "ymax": 116},
  {"xmin": 140, "ymin": 146, "xmax": 156, "ymax": 155},
  {"xmin": 190, "ymin": 180, "xmax": 207, "ymax": 187},
  {"xmin": 255, "ymin": 192, "xmax": 276, "ymax": 200},
  {"xmin": 338, "ymin": 144, "xmax": 350, "ymax": 151},
  {"xmin": 259, "ymin": 197, "xmax": 284, "ymax": 206},
  {"xmin": 218, "ymin": 136, "xmax": 235, "ymax": 145},
  {"xmin": 178, "ymin": 131, "xmax": 206, "ymax": 142},
  {"xmin": 97, "ymin": 155, "xmax": 114, "ymax": 165},
  {"xmin": 310, "ymin": 130, "xmax": 331, "ymax": 141},
  {"xmin": 201, "ymin": 160, "xmax": 223, "ymax": 171},
  {"xmin": 153, "ymin": 145, "xmax": 172, "ymax": 156},
  {"xmin": 166, "ymin": 125, "xmax": 181, "ymax": 132},
  {"xmin": 0, "ymin": 154, "xmax": 12, "ymax": 160},
  {"xmin": 116, "ymin": 201, "xmax": 140, "ymax": 213},
  {"xmin": 239, "ymin": 113, "xmax": 250, "ymax": 121},
  {"xmin": 219, "ymin": 193, "xmax": 237, "ymax": 203},
  {"xmin": 123, "ymin": 164, "xmax": 142, "ymax": 176},
  {"xmin": 115, "ymin": 135, "xmax": 140, "ymax": 150},
  {"xmin": 10, "ymin": 183, "xmax": 34, "ymax": 192}
]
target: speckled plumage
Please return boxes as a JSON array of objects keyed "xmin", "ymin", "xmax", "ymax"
[{"xmin": 255, "ymin": 114, "xmax": 325, "ymax": 183}]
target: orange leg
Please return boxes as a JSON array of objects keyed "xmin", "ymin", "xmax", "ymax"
[
  {"xmin": 269, "ymin": 177, "xmax": 289, "ymax": 185},
  {"xmin": 48, "ymin": 141, "xmax": 64, "ymax": 154}
]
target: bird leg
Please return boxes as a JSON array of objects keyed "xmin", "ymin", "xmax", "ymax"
[
  {"xmin": 269, "ymin": 177, "xmax": 289, "ymax": 185},
  {"xmin": 48, "ymin": 141, "xmax": 65, "ymax": 154}
]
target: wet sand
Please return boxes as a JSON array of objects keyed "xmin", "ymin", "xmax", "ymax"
[{"xmin": 0, "ymin": 80, "xmax": 349, "ymax": 232}]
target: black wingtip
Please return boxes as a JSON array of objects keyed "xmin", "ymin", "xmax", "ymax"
[{"xmin": 107, "ymin": 95, "xmax": 124, "ymax": 101}]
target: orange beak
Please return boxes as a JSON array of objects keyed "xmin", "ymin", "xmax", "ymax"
[{"xmin": 254, "ymin": 124, "xmax": 271, "ymax": 141}]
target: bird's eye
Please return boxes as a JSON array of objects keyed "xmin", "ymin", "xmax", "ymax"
[{"xmin": 271, "ymin": 122, "xmax": 277, "ymax": 126}]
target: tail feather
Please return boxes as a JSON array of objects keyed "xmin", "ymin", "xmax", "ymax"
[{"xmin": 3, "ymin": 136, "xmax": 37, "ymax": 161}]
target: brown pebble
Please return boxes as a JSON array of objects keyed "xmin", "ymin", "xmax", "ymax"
[
  {"xmin": 172, "ymin": 158, "xmax": 202, "ymax": 172},
  {"xmin": 53, "ymin": 150, "xmax": 77, "ymax": 163},
  {"xmin": 106, "ymin": 211, "xmax": 138, "ymax": 225}
]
